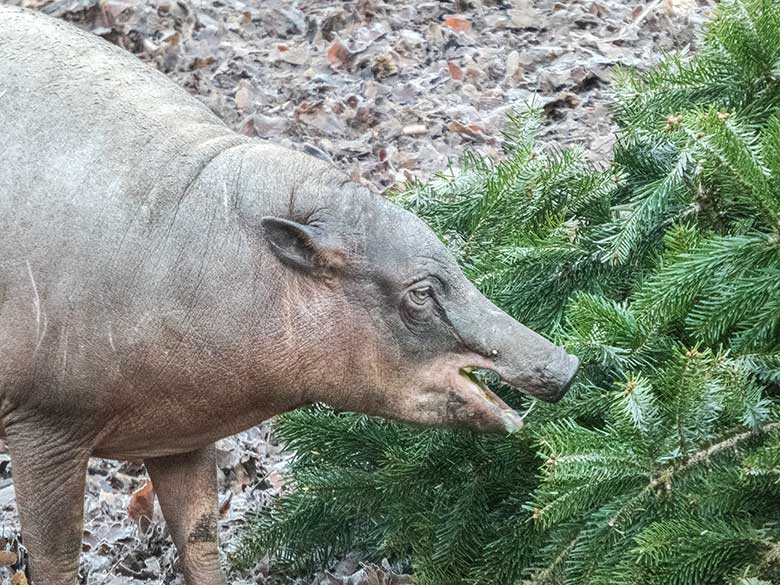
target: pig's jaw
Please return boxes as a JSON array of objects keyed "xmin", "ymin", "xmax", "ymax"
[
  {"xmin": 458, "ymin": 366, "xmax": 525, "ymax": 433},
  {"xmin": 417, "ymin": 353, "xmax": 529, "ymax": 433}
]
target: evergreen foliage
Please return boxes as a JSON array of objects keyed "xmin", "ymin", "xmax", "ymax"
[{"xmin": 233, "ymin": 1, "xmax": 780, "ymax": 582}]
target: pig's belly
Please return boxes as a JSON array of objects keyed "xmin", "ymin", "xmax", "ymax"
[{"xmin": 90, "ymin": 387, "xmax": 281, "ymax": 461}]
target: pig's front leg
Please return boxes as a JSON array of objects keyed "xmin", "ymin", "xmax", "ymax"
[
  {"xmin": 5, "ymin": 422, "xmax": 91, "ymax": 585},
  {"xmin": 146, "ymin": 445, "xmax": 225, "ymax": 585}
]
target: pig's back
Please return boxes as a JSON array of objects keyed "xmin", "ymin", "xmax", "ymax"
[
  {"xmin": 0, "ymin": 5, "xmax": 240, "ymax": 215},
  {"xmin": 0, "ymin": 6, "xmax": 247, "ymax": 403},
  {"xmin": 0, "ymin": 5, "xmax": 246, "ymax": 279},
  {"xmin": 0, "ymin": 5, "xmax": 228, "ymax": 156}
]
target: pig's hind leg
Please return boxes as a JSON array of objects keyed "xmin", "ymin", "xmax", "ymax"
[
  {"xmin": 4, "ymin": 422, "xmax": 91, "ymax": 585},
  {"xmin": 146, "ymin": 444, "xmax": 226, "ymax": 585}
]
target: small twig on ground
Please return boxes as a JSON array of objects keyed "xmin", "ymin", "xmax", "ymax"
[{"xmin": 608, "ymin": 0, "xmax": 665, "ymax": 42}]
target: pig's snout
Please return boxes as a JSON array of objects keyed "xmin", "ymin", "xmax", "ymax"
[
  {"xmin": 543, "ymin": 348, "xmax": 579, "ymax": 402},
  {"xmin": 492, "ymin": 344, "xmax": 580, "ymax": 404}
]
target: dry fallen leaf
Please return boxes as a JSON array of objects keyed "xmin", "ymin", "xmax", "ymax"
[
  {"xmin": 275, "ymin": 44, "xmax": 308, "ymax": 65},
  {"xmin": 327, "ymin": 39, "xmax": 353, "ymax": 68},
  {"xmin": 161, "ymin": 31, "xmax": 180, "ymax": 48},
  {"xmin": 10, "ymin": 571, "xmax": 27, "ymax": 585},
  {"xmin": 267, "ymin": 468, "xmax": 285, "ymax": 491},
  {"xmin": 447, "ymin": 121, "xmax": 492, "ymax": 143},
  {"xmin": 219, "ymin": 492, "xmax": 233, "ymax": 517},
  {"xmin": 234, "ymin": 79, "xmax": 252, "ymax": 113},
  {"xmin": 127, "ymin": 479, "xmax": 155, "ymax": 531},
  {"xmin": 664, "ymin": 0, "xmax": 697, "ymax": 16},
  {"xmin": 447, "ymin": 61, "xmax": 463, "ymax": 80},
  {"xmin": 372, "ymin": 53, "xmax": 398, "ymax": 79},
  {"xmin": 402, "ymin": 124, "xmax": 427, "ymax": 136},
  {"xmin": 0, "ymin": 550, "xmax": 16, "ymax": 566},
  {"xmin": 506, "ymin": 50, "xmax": 524, "ymax": 81},
  {"xmin": 508, "ymin": 7, "xmax": 539, "ymax": 29},
  {"xmin": 443, "ymin": 17, "xmax": 472, "ymax": 33}
]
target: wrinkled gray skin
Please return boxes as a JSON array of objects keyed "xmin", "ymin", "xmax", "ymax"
[{"xmin": 0, "ymin": 7, "xmax": 578, "ymax": 585}]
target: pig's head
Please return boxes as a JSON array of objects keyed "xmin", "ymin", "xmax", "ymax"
[{"xmin": 254, "ymin": 179, "xmax": 578, "ymax": 433}]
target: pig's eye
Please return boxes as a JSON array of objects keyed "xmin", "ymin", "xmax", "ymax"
[
  {"xmin": 409, "ymin": 286, "xmax": 433, "ymax": 306},
  {"xmin": 401, "ymin": 284, "xmax": 439, "ymax": 332}
]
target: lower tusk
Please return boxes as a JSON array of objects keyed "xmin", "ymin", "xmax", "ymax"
[
  {"xmin": 501, "ymin": 410, "xmax": 524, "ymax": 433},
  {"xmin": 501, "ymin": 400, "xmax": 536, "ymax": 433}
]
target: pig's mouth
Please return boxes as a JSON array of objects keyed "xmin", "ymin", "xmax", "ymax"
[{"xmin": 459, "ymin": 366, "xmax": 526, "ymax": 432}]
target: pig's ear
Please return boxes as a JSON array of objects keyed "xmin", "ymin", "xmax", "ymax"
[{"xmin": 260, "ymin": 217, "xmax": 346, "ymax": 274}]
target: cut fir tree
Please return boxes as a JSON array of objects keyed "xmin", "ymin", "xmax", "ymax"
[{"xmin": 233, "ymin": 1, "xmax": 780, "ymax": 583}]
